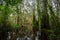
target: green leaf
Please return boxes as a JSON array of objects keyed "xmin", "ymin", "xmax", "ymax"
[{"xmin": 0, "ymin": 5, "xmax": 5, "ymax": 10}]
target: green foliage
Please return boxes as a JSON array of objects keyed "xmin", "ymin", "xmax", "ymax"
[
  {"xmin": 49, "ymin": 33, "xmax": 56, "ymax": 40},
  {"xmin": 0, "ymin": 0, "xmax": 60, "ymax": 40},
  {"xmin": 4, "ymin": 0, "xmax": 22, "ymax": 6},
  {"xmin": 0, "ymin": 5, "xmax": 5, "ymax": 10}
]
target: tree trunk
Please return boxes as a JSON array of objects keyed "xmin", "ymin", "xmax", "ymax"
[
  {"xmin": 41, "ymin": 0, "xmax": 50, "ymax": 40},
  {"xmin": 32, "ymin": 5, "xmax": 36, "ymax": 40}
]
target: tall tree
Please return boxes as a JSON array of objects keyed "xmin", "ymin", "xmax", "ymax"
[
  {"xmin": 32, "ymin": 3, "xmax": 36, "ymax": 40},
  {"xmin": 54, "ymin": 0, "xmax": 60, "ymax": 39},
  {"xmin": 41, "ymin": 0, "xmax": 50, "ymax": 40}
]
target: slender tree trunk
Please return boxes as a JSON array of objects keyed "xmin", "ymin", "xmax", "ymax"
[
  {"xmin": 36, "ymin": 0, "xmax": 41, "ymax": 40},
  {"xmin": 41, "ymin": 0, "xmax": 50, "ymax": 40},
  {"xmin": 32, "ymin": 5, "xmax": 36, "ymax": 40},
  {"xmin": 56, "ymin": 0, "xmax": 60, "ymax": 27},
  {"xmin": 55, "ymin": 0, "xmax": 60, "ymax": 40}
]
